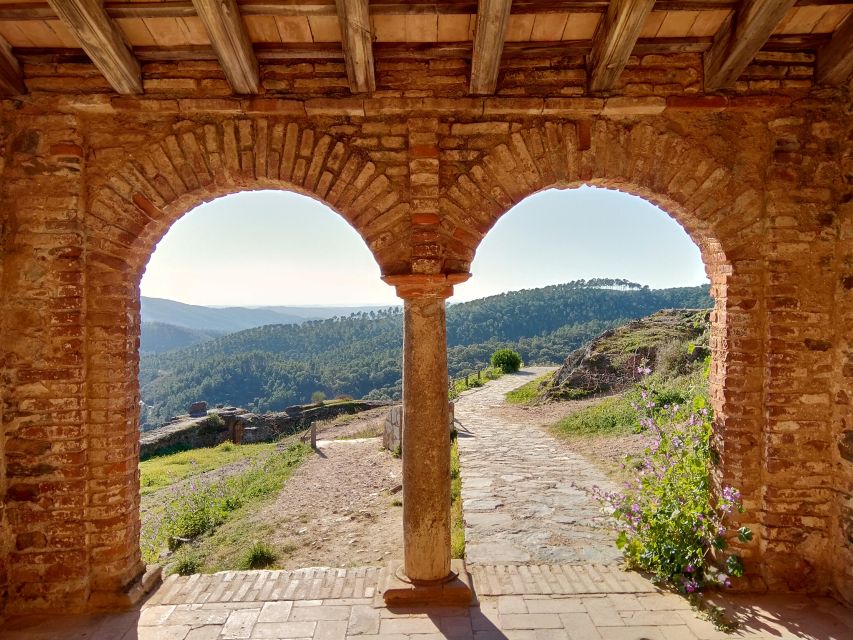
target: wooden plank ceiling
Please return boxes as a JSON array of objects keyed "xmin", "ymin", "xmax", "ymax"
[{"xmin": 0, "ymin": 1, "xmax": 850, "ymax": 96}]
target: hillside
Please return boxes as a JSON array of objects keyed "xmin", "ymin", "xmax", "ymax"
[
  {"xmin": 142, "ymin": 297, "xmax": 307, "ymax": 332},
  {"xmin": 141, "ymin": 296, "xmax": 398, "ymax": 332},
  {"xmin": 140, "ymin": 322, "xmax": 225, "ymax": 354},
  {"xmin": 139, "ymin": 280, "xmax": 712, "ymax": 429}
]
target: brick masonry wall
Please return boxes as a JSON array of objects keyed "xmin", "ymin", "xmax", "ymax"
[{"xmin": 0, "ymin": 54, "xmax": 850, "ymax": 615}]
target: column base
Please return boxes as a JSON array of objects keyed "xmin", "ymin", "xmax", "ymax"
[
  {"xmin": 380, "ymin": 560, "xmax": 474, "ymax": 606},
  {"xmin": 88, "ymin": 564, "xmax": 162, "ymax": 611}
]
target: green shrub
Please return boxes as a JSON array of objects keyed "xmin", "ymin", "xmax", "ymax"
[
  {"xmin": 172, "ymin": 550, "xmax": 202, "ymax": 576},
  {"xmin": 239, "ymin": 541, "xmax": 278, "ymax": 569},
  {"xmin": 490, "ymin": 349, "xmax": 522, "ymax": 373},
  {"xmin": 311, "ymin": 391, "xmax": 326, "ymax": 404}
]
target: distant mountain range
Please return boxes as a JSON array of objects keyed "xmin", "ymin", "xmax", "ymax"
[
  {"xmin": 142, "ymin": 296, "xmax": 395, "ymax": 332},
  {"xmin": 140, "ymin": 297, "xmax": 397, "ymax": 352},
  {"xmin": 139, "ymin": 280, "xmax": 713, "ymax": 429}
]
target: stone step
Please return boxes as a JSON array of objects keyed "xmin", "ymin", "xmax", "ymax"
[
  {"xmin": 470, "ymin": 563, "xmax": 658, "ymax": 596},
  {"xmin": 148, "ymin": 566, "xmax": 382, "ymax": 605}
]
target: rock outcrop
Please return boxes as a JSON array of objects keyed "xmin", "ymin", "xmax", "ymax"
[{"xmin": 545, "ymin": 309, "xmax": 710, "ymax": 401}]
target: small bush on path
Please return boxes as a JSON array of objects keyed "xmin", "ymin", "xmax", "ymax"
[{"xmin": 490, "ymin": 348, "xmax": 522, "ymax": 374}]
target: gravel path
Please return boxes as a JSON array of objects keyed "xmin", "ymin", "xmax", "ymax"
[{"xmin": 455, "ymin": 367, "xmax": 622, "ymax": 565}]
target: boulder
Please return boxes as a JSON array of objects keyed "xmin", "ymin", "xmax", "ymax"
[{"xmin": 188, "ymin": 401, "xmax": 208, "ymax": 417}]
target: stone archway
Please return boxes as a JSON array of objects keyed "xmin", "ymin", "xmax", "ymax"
[
  {"xmin": 4, "ymin": 119, "xmax": 410, "ymax": 614},
  {"xmin": 434, "ymin": 119, "xmax": 841, "ymax": 597},
  {"xmin": 1, "ymin": 101, "xmax": 848, "ymax": 615}
]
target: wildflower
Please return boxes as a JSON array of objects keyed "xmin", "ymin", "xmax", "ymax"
[
  {"xmin": 631, "ymin": 503, "xmax": 640, "ymax": 513},
  {"xmin": 684, "ymin": 564, "xmax": 695, "ymax": 574}
]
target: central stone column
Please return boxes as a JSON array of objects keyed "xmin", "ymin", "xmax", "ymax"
[
  {"xmin": 402, "ymin": 290, "xmax": 452, "ymax": 580},
  {"xmin": 381, "ymin": 273, "xmax": 473, "ymax": 605}
]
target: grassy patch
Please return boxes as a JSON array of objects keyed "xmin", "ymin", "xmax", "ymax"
[
  {"xmin": 450, "ymin": 437, "xmax": 465, "ymax": 559},
  {"xmin": 238, "ymin": 541, "xmax": 278, "ymax": 570},
  {"xmin": 552, "ymin": 394, "xmax": 638, "ymax": 438},
  {"xmin": 505, "ymin": 372, "xmax": 553, "ymax": 405},
  {"xmin": 142, "ymin": 443, "xmax": 311, "ymax": 566},
  {"xmin": 139, "ymin": 441, "xmax": 278, "ymax": 495},
  {"xmin": 449, "ymin": 366, "xmax": 503, "ymax": 399},
  {"xmin": 551, "ymin": 370, "xmax": 709, "ymax": 439},
  {"xmin": 172, "ymin": 549, "xmax": 202, "ymax": 576},
  {"xmin": 337, "ymin": 422, "xmax": 384, "ymax": 440}
]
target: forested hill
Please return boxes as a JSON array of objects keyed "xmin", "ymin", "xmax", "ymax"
[
  {"xmin": 446, "ymin": 281, "xmax": 711, "ymax": 345},
  {"xmin": 139, "ymin": 280, "xmax": 712, "ymax": 430}
]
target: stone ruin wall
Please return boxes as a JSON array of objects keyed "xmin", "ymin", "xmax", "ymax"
[
  {"xmin": 0, "ymin": 51, "xmax": 850, "ymax": 615},
  {"xmin": 139, "ymin": 400, "xmax": 392, "ymax": 459}
]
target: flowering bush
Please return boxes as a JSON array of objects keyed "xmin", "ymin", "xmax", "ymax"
[{"xmin": 594, "ymin": 368, "xmax": 751, "ymax": 594}]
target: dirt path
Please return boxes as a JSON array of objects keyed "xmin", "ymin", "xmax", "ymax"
[
  {"xmin": 455, "ymin": 367, "xmax": 622, "ymax": 565},
  {"xmin": 251, "ymin": 438, "xmax": 403, "ymax": 569}
]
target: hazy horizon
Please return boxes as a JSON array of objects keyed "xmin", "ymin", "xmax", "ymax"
[{"xmin": 141, "ymin": 187, "xmax": 708, "ymax": 307}]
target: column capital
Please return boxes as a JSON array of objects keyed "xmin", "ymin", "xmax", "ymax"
[{"xmin": 383, "ymin": 273, "xmax": 471, "ymax": 300}]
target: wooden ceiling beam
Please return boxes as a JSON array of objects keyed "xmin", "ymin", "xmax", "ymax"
[
  {"xmin": 191, "ymin": 0, "xmax": 259, "ymax": 94},
  {"xmin": 815, "ymin": 13, "xmax": 853, "ymax": 84},
  {"xmin": 45, "ymin": 0, "xmax": 141, "ymax": 94},
  {"xmin": 703, "ymin": 0, "xmax": 797, "ymax": 91},
  {"xmin": 16, "ymin": 34, "xmax": 833, "ymax": 65},
  {"xmin": 335, "ymin": 0, "xmax": 375, "ymax": 94},
  {"xmin": 0, "ymin": 34, "xmax": 25, "ymax": 95},
  {"xmin": 0, "ymin": 1, "xmax": 847, "ymax": 20},
  {"xmin": 470, "ymin": 0, "xmax": 513, "ymax": 95},
  {"xmin": 587, "ymin": 0, "xmax": 656, "ymax": 93},
  {"xmin": 1, "ymin": 1, "xmax": 848, "ymax": 20}
]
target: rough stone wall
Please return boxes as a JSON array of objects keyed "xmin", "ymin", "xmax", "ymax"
[
  {"xmin": 138, "ymin": 401, "xmax": 391, "ymax": 459},
  {"xmin": 383, "ymin": 402, "xmax": 454, "ymax": 453},
  {"xmin": 0, "ymin": 54, "xmax": 850, "ymax": 615}
]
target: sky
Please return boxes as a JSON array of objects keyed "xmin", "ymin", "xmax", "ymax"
[{"xmin": 140, "ymin": 187, "xmax": 708, "ymax": 307}]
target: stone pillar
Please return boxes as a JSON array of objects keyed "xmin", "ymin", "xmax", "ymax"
[
  {"xmin": 402, "ymin": 291, "xmax": 452, "ymax": 581},
  {"xmin": 382, "ymin": 274, "xmax": 472, "ymax": 604}
]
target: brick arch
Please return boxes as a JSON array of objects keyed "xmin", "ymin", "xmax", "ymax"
[
  {"xmin": 74, "ymin": 120, "xmax": 411, "ymax": 609},
  {"xmin": 86, "ymin": 119, "xmax": 410, "ymax": 279},
  {"xmin": 437, "ymin": 120, "xmax": 760, "ymax": 274},
  {"xmin": 437, "ymin": 120, "xmax": 777, "ymax": 590}
]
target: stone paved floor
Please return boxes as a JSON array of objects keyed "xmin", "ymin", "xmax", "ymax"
[
  {"xmin": 4, "ymin": 372, "xmax": 850, "ymax": 638},
  {"xmin": 1, "ymin": 567, "xmax": 850, "ymax": 639},
  {"xmin": 454, "ymin": 368, "xmax": 621, "ymax": 565}
]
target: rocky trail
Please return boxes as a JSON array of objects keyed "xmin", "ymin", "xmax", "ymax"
[{"xmin": 454, "ymin": 367, "xmax": 622, "ymax": 565}]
